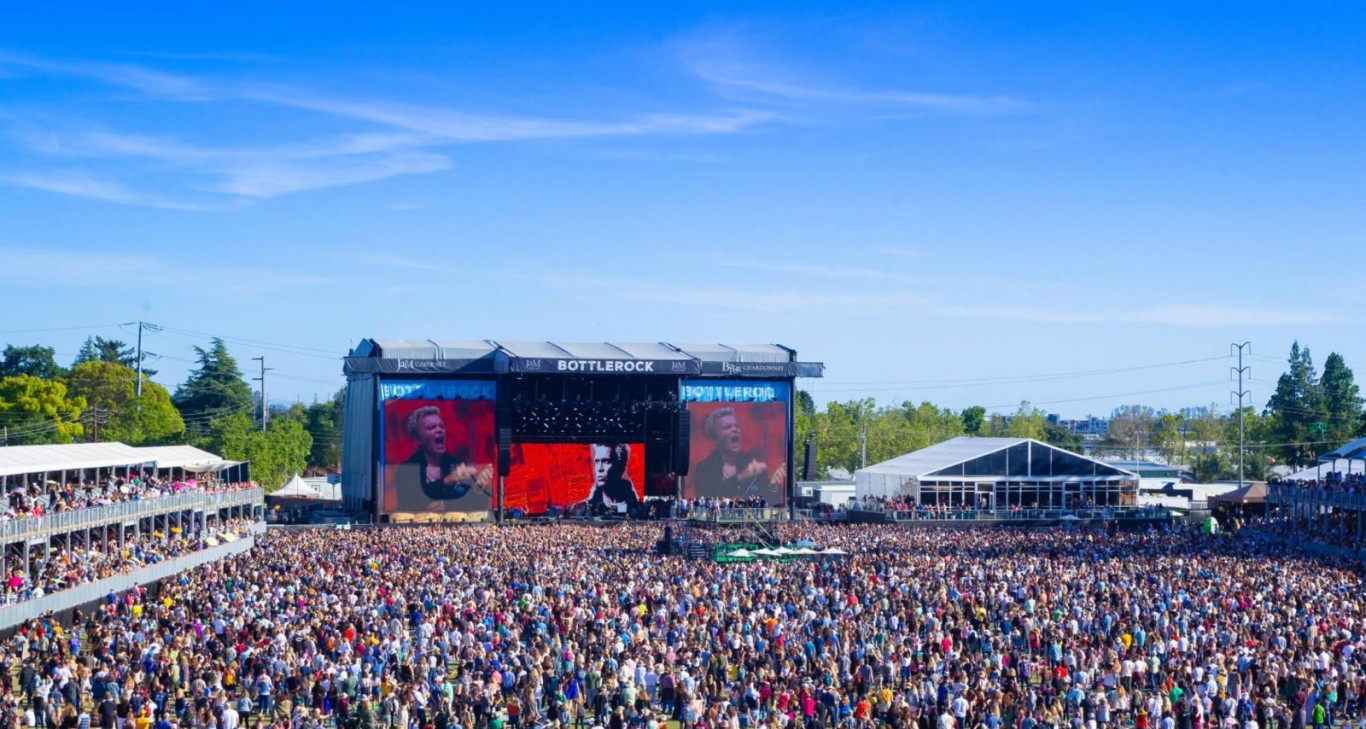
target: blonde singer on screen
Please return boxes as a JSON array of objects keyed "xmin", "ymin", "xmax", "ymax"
[
  {"xmin": 691, "ymin": 407, "xmax": 786, "ymax": 500},
  {"xmin": 393, "ymin": 405, "xmax": 493, "ymax": 512}
]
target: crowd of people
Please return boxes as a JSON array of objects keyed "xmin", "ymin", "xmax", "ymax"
[
  {"xmin": 1271, "ymin": 473, "xmax": 1366, "ymax": 497},
  {"xmin": 0, "ymin": 476, "xmax": 256, "ymax": 522},
  {"xmin": 1, "ymin": 517, "xmax": 260, "ymax": 606},
  {"xmin": 3, "ymin": 521, "xmax": 1365, "ymax": 729}
]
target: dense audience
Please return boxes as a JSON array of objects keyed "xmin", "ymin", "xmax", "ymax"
[
  {"xmin": 1, "ymin": 518, "xmax": 259, "ymax": 605},
  {"xmin": 0, "ymin": 475, "xmax": 256, "ymax": 522},
  {"xmin": 4, "ymin": 522, "xmax": 1366, "ymax": 729},
  {"xmin": 1272, "ymin": 473, "xmax": 1366, "ymax": 497}
]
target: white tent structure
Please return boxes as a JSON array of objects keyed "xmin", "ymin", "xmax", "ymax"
[
  {"xmin": 855, "ymin": 437, "xmax": 1138, "ymax": 512},
  {"xmin": 0, "ymin": 443, "xmax": 146, "ymax": 479},
  {"xmin": 273, "ymin": 475, "xmax": 321, "ymax": 498},
  {"xmin": 133, "ymin": 445, "xmax": 236, "ymax": 472}
]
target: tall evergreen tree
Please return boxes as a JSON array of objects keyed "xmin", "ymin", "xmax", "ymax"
[
  {"xmin": 1320, "ymin": 352, "xmax": 1363, "ymax": 446},
  {"xmin": 1265, "ymin": 341, "xmax": 1326, "ymax": 465},
  {"xmin": 0, "ymin": 344, "xmax": 65, "ymax": 379},
  {"xmin": 173, "ymin": 338, "xmax": 255, "ymax": 436},
  {"xmin": 72, "ymin": 335, "xmax": 156, "ymax": 376}
]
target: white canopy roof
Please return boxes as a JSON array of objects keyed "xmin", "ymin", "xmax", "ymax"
[
  {"xmin": 1285, "ymin": 461, "xmax": 1366, "ymax": 481},
  {"xmin": 1321, "ymin": 437, "xmax": 1366, "ymax": 462},
  {"xmin": 0, "ymin": 443, "xmax": 147, "ymax": 478},
  {"xmin": 273, "ymin": 474, "xmax": 321, "ymax": 498},
  {"xmin": 133, "ymin": 445, "xmax": 228, "ymax": 470},
  {"xmin": 856, "ymin": 436, "xmax": 1135, "ymax": 480}
]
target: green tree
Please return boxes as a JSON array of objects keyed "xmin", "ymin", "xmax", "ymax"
[
  {"xmin": 1265, "ymin": 341, "xmax": 1326, "ymax": 465},
  {"xmin": 65, "ymin": 361, "xmax": 185, "ymax": 444},
  {"xmin": 960, "ymin": 406, "xmax": 986, "ymax": 436},
  {"xmin": 1151, "ymin": 413, "xmax": 1187, "ymax": 464},
  {"xmin": 304, "ymin": 391, "xmax": 345, "ymax": 472},
  {"xmin": 73, "ymin": 336, "xmax": 157, "ymax": 377},
  {"xmin": 173, "ymin": 338, "xmax": 255, "ymax": 436},
  {"xmin": 0, "ymin": 344, "xmax": 66, "ymax": 379},
  {"xmin": 1320, "ymin": 352, "xmax": 1362, "ymax": 446},
  {"xmin": 1004, "ymin": 401, "xmax": 1048, "ymax": 440},
  {"xmin": 1043, "ymin": 422, "xmax": 1083, "ymax": 452},
  {"xmin": 204, "ymin": 409, "xmax": 312, "ymax": 490},
  {"xmin": 0, "ymin": 375, "xmax": 86, "ymax": 444}
]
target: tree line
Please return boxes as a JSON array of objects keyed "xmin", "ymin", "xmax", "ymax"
[
  {"xmin": 2, "ymin": 334, "xmax": 1361, "ymax": 488},
  {"xmin": 0, "ymin": 338, "xmax": 342, "ymax": 491},
  {"xmin": 794, "ymin": 341, "xmax": 1362, "ymax": 481}
]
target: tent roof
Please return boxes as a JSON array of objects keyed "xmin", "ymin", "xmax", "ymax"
[
  {"xmin": 856, "ymin": 436, "xmax": 1136, "ymax": 480},
  {"xmin": 1208, "ymin": 481, "xmax": 1267, "ymax": 505},
  {"xmin": 1285, "ymin": 461, "xmax": 1366, "ymax": 481},
  {"xmin": 273, "ymin": 475, "xmax": 321, "ymax": 498},
  {"xmin": 1321, "ymin": 437, "xmax": 1366, "ymax": 462},
  {"xmin": 857, "ymin": 437, "xmax": 1028, "ymax": 478},
  {"xmin": 133, "ymin": 445, "xmax": 227, "ymax": 470},
  {"xmin": 0, "ymin": 443, "xmax": 148, "ymax": 479}
]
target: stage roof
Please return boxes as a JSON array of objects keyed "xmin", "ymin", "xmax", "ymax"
[{"xmin": 345, "ymin": 339, "xmax": 823, "ymax": 378}]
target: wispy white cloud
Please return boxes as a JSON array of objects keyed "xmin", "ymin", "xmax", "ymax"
[
  {"xmin": 0, "ymin": 51, "xmax": 773, "ymax": 207},
  {"xmin": 516, "ymin": 271, "xmax": 926, "ymax": 314},
  {"xmin": 0, "ymin": 171, "xmax": 218, "ymax": 211},
  {"xmin": 937, "ymin": 304, "xmax": 1106, "ymax": 325},
  {"xmin": 877, "ymin": 245, "xmax": 922, "ymax": 258},
  {"xmin": 0, "ymin": 248, "xmax": 167, "ymax": 284},
  {"xmin": 1122, "ymin": 304, "xmax": 1347, "ymax": 328},
  {"xmin": 718, "ymin": 259, "xmax": 924, "ymax": 284},
  {"xmin": 678, "ymin": 30, "xmax": 1031, "ymax": 115},
  {"xmin": 335, "ymin": 253, "xmax": 442, "ymax": 271}
]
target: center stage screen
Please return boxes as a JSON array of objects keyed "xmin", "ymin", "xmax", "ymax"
[
  {"xmin": 681, "ymin": 380, "xmax": 790, "ymax": 505},
  {"xmin": 379, "ymin": 380, "xmax": 495, "ymax": 516},
  {"xmin": 504, "ymin": 443, "xmax": 646, "ymax": 515}
]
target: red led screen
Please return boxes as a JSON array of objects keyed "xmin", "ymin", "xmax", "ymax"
[{"xmin": 503, "ymin": 443, "xmax": 646, "ymax": 515}]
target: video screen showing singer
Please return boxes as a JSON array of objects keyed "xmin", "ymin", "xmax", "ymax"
[
  {"xmin": 393, "ymin": 406, "xmax": 493, "ymax": 512},
  {"xmin": 691, "ymin": 407, "xmax": 786, "ymax": 500},
  {"xmin": 584, "ymin": 443, "xmax": 641, "ymax": 513}
]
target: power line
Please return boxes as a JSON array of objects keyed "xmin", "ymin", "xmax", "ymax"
[{"xmin": 811, "ymin": 355, "xmax": 1230, "ymax": 388}]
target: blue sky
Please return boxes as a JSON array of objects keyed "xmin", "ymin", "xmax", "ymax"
[{"xmin": 2, "ymin": 3, "xmax": 1363, "ymax": 416}]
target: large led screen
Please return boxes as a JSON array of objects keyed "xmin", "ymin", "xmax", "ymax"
[
  {"xmin": 681, "ymin": 381, "xmax": 790, "ymax": 505},
  {"xmin": 504, "ymin": 443, "xmax": 646, "ymax": 515},
  {"xmin": 379, "ymin": 380, "xmax": 495, "ymax": 516}
]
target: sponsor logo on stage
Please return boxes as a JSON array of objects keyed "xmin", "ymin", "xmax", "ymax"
[
  {"xmin": 720, "ymin": 362, "xmax": 790, "ymax": 376},
  {"xmin": 395, "ymin": 359, "xmax": 455, "ymax": 373},
  {"xmin": 556, "ymin": 359, "xmax": 656, "ymax": 373}
]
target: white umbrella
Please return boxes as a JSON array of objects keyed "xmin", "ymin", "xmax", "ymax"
[
  {"xmin": 1059, "ymin": 515, "xmax": 1082, "ymax": 521},
  {"xmin": 728, "ymin": 549, "xmax": 754, "ymax": 558},
  {"xmin": 793, "ymin": 548, "xmax": 819, "ymax": 555},
  {"xmin": 772, "ymin": 547, "xmax": 796, "ymax": 555},
  {"xmin": 752, "ymin": 548, "xmax": 780, "ymax": 556},
  {"xmin": 820, "ymin": 547, "xmax": 849, "ymax": 555}
]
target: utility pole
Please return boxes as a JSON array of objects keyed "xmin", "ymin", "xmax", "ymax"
[
  {"xmin": 252, "ymin": 356, "xmax": 273, "ymax": 431},
  {"xmin": 1231, "ymin": 342, "xmax": 1252, "ymax": 487},
  {"xmin": 135, "ymin": 322, "xmax": 144, "ymax": 398},
  {"xmin": 859, "ymin": 424, "xmax": 867, "ymax": 469}
]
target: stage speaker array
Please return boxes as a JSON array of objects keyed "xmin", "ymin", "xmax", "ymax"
[
  {"xmin": 802, "ymin": 436, "xmax": 817, "ymax": 481},
  {"xmin": 497, "ymin": 427, "xmax": 512, "ymax": 476},
  {"xmin": 672, "ymin": 410, "xmax": 691, "ymax": 476}
]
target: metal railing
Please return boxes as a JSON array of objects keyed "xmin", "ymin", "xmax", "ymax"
[
  {"xmin": 0, "ymin": 535, "xmax": 258, "ymax": 629},
  {"xmin": 849, "ymin": 504, "xmax": 1169, "ymax": 522},
  {"xmin": 686, "ymin": 507, "xmax": 787, "ymax": 523},
  {"xmin": 1268, "ymin": 484, "xmax": 1366, "ymax": 510},
  {"xmin": 0, "ymin": 488, "xmax": 262, "ymax": 544}
]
